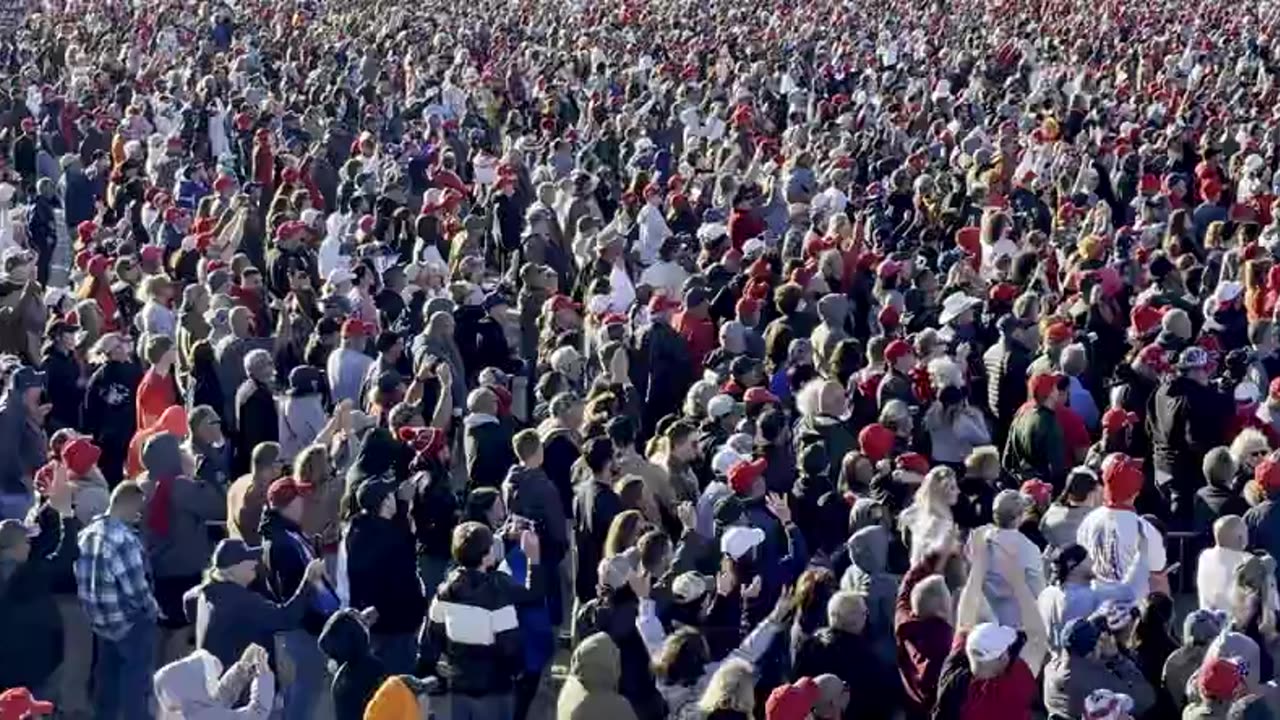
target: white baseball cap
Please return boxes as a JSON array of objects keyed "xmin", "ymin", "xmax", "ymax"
[
  {"xmin": 712, "ymin": 447, "xmax": 747, "ymax": 477},
  {"xmin": 965, "ymin": 622, "xmax": 1018, "ymax": 662},
  {"xmin": 720, "ymin": 526, "xmax": 766, "ymax": 560},
  {"xmin": 707, "ymin": 394, "xmax": 743, "ymax": 419}
]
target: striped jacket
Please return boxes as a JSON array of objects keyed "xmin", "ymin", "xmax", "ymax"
[{"xmin": 422, "ymin": 563, "xmax": 544, "ymax": 696}]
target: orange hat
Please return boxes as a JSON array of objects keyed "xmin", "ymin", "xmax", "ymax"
[
  {"xmin": 1101, "ymin": 453, "xmax": 1144, "ymax": 507},
  {"xmin": 727, "ymin": 457, "xmax": 767, "ymax": 495},
  {"xmin": 1044, "ymin": 321, "xmax": 1072, "ymax": 344},
  {"xmin": 858, "ymin": 423, "xmax": 895, "ymax": 463}
]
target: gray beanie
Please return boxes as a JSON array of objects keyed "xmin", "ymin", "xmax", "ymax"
[{"xmin": 1183, "ymin": 609, "xmax": 1227, "ymax": 646}]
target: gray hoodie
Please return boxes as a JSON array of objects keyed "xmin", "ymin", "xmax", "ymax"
[
  {"xmin": 840, "ymin": 525, "xmax": 899, "ymax": 665},
  {"xmin": 811, "ymin": 294, "xmax": 849, "ymax": 370},
  {"xmin": 142, "ymin": 432, "xmax": 227, "ymax": 578},
  {"xmin": 279, "ymin": 394, "xmax": 326, "ymax": 462},
  {"xmin": 153, "ymin": 648, "xmax": 273, "ymax": 720}
]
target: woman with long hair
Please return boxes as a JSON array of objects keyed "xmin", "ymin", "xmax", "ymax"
[
  {"xmin": 897, "ymin": 466, "xmax": 960, "ymax": 564},
  {"xmin": 75, "ymin": 254, "xmax": 119, "ymax": 331}
]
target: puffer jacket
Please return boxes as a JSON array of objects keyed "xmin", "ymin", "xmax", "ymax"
[
  {"xmin": 422, "ymin": 565, "xmax": 544, "ymax": 696},
  {"xmin": 153, "ymin": 649, "xmax": 273, "ymax": 720},
  {"xmin": 982, "ymin": 334, "xmax": 1032, "ymax": 437}
]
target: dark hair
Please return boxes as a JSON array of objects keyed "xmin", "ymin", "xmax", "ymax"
[
  {"xmin": 606, "ymin": 416, "xmax": 637, "ymax": 447},
  {"xmin": 463, "ymin": 488, "xmax": 501, "ymax": 524},
  {"xmin": 451, "ymin": 521, "xmax": 493, "ymax": 568},
  {"xmin": 636, "ymin": 530, "xmax": 671, "ymax": 574},
  {"xmin": 1063, "ymin": 469, "xmax": 1099, "ymax": 503},
  {"xmin": 375, "ymin": 331, "xmax": 400, "ymax": 354},
  {"xmin": 665, "ymin": 419, "xmax": 697, "ymax": 446},
  {"xmin": 756, "ymin": 410, "xmax": 785, "ymax": 444},
  {"xmin": 652, "ymin": 628, "xmax": 710, "ymax": 687},
  {"xmin": 584, "ymin": 437, "xmax": 615, "ymax": 474},
  {"xmin": 1049, "ymin": 544, "xmax": 1088, "ymax": 585}
]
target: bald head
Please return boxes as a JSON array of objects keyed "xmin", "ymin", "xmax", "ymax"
[
  {"xmin": 1215, "ymin": 515, "xmax": 1247, "ymax": 551},
  {"xmin": 229, "ymin": 306, "xmax": 253, "ymax": 337},
  {"xmin": 910, "ymin": 574, "xmax": 951, "ymax": 621},
  {"xmin": 818, "ymin": 380, "xmax": 845, "ymax": 416},
  {"xmin": 467, "ymin": 387, "xmax": 497, "ymax": 416}
]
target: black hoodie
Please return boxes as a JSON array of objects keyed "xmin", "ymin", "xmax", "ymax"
[
  {"xmin": 320, "ymin": 609, "xmax": 387, "ymax": 720},
  {"xmin": 345, "ymin": 511, "xmax": 424, "ymax": 636},
  {"xmin": 260, "ymin": 508, "xmax": 333, "ymax": 636}
]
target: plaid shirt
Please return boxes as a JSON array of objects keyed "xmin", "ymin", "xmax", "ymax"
[{"xmin": 74, "ymin": 515, "xmax": 158, "ymax": 641}]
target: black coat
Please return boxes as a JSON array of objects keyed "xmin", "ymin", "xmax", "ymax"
[
  {"xmin": 83, "ymin": 359, "xmax": 142, "ymax": 446},
  {"xmin": 0, "ymin": 513, "xmax": 78, "ymax": 691},
  {"xmin": 632, "ymin": 322, "xmax": 694, "ymax": 437},
  {"xmin": 260, "ymin": 509, "xmax": 331, "ymax": 636},
  {"xmin": 234, "ymin": 379, "xmax": 278, "ymax": 475},
  {"xmin": 319, "ymin": 609, "xmax": 387, "ymax": 720},
  {"xmin": 345, "ymin": 512, "xmax": 424, "ymax": 636},
  {"xmin": 1146, "ymin": 376, "xmax": 1229, "ymax": 484},
  {"xmin": 982, "ymin": 335, "xmax": 1033, "ymax": 441},
  {"xmin": 462, "ymin": 416, "xmax": 514, "ymax": 490},
  {"xmin": 792, "ymin": 627, "xmax": 897, "ymax": 720},
  {"xmin": 40, "ymin": 345, "xmax": 81, "ymax": 431},
  {"xmin": 572, "ymin": 480, "xmax": 622, "ymax": 603}
]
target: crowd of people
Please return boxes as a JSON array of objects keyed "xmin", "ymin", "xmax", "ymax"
[{"xmin": 4, "ymin": 0, "xmax": 1280, "ymax": 718}]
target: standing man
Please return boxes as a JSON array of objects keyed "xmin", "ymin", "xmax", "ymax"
[{"xmin": 74, "ymin": 482, "xmax": 159, "ymax": 720}]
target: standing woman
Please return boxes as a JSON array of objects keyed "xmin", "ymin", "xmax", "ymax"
[
  {"xmin": 897, "ymin": 467, "xmax": 961, "ymax": 564},
  {"xmin": 81, "ymin": 332, "xmax": 142, "ymax": 486},
  {"xmin": 75, "ymin": 254, "xmax": 119, "ymax": 331}
]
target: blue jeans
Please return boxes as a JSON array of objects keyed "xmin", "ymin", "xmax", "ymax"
[
  {"xmin": 93, "ymin": 619, "xmax": 156, "ymax": 720},
  {"xmin": 0, "ymin": 490, "xmax": 32, "ymax": 520},
  {"xmin": 370, "ymin": 632, "xmax": 417, "ymax": 675},
  {"xmin": 280, "ymin": 629, "xmax": 326, "ymax": 720}
]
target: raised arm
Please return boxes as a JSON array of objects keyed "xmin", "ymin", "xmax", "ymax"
[
  {"xmin": 995, "ymin": 541, "xmax": 1049, "ymax": 676},
  {"xmin": 955, "ymin": 528, "xmax": 991, "ymax": 633}
]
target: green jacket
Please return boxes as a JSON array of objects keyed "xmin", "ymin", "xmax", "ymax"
[{"xmin": 1002, "ymin": 404, "xmax": 1065, "ymax": 484}]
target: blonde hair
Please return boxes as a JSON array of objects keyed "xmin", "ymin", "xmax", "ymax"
[
  {"xmin": 698, "ymin": 658, "xmax": 756, "ymax": 714},
  {"xmin": 914, "ymin": 467, "xmax": 958, "ymax": 518},
  {"xmin": 295, "ymin": 444, "xmax": 330, "ymax": 486},
  {"xmin": 1229, "ymin": 428, "xmax": 1270, "ymax": 468}
]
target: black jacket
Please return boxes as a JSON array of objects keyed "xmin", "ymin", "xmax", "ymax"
[
  {"xmin": 345, "ymin": 512, "xmax": 424, "ymax": 635},
  {"xmin": 541, "ymin": 428, "xmax": 579, "ymax": 517},
  {"xmin": 573, "ymin": 480, "xmax": 622, "ymax": 603},
  {"xmin": 502, "ymin": 465, "xmax": 568, "ymax": 563},
  {"xmin": 409, "ymin": 465, "xmax": 459, "ymax": 561},
  {"xmin": 83, "ymin": 359, "xmax": 142, "ymax": 445},
  {"xmin": 1194, "ymin": 484, "xmax": 1251, "ymax": 537},
  {"xmin": 0, "ymin": 513, "xmax": 78, "ymax": 690},
  {"xmin": 260, "ymin": 509, "xmax": 331, "ymax": 636},
  {"xmin": 1146, "ymin": 376, "xmax": 1229, "ymax": 482},
  {"xmin": 462, "ymin": 415, "xmax": 514, "ymax": 490},
  {"xmin": 983, "ymin": 335, "xmax": 1032, "ymax": 438},
  {"xmin": 234, "ymin": 379, "xmax": 279, "ymax": 475},
  {"xmin": 793, "ymin": 626, "xmax": 897, "ymax": 720},
  {"xmin": 319, "ymin": 609, "xmax": 387, "ymax": 720},
  {"xmin": 422, "ymin": 565, "xmax": 544, "ymax": 696},
  {"xmin": 631, "ymin": 321, "xmax": 694, "ymax": 437},
  {"xmin": 41, "ymin": 345, "xmax": 81, "ymax": 431}
]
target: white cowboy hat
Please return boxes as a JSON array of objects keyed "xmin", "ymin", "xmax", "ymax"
[{"xmin": 939, "ymin": 293, "xmax": 982, "ymax": 325}]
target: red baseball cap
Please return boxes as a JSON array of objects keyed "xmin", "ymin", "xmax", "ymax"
[
  {"xmin": 61, "ymin": 438, "xmax": 102, "ymax": 477},
  {"xmin": 341, "ymin": 319, "xmax": 372, "ymax": 338},
  {"xmin": 1028, "ymin": 372, "xmax": 1063, "ymax": 401},
  {"xmin": 858, "ymin": 423, "xmax": 895, "ymax": 463},
  {"xmin": 1255, "ymin": 456, "xmax": 1280, "ymax": 492},
  {"xmin": 1019, "ymin": 479, "xmax": 1053, "ymax": 507},
  {"xmin": 1100, "ymin": 407, "xmax": 1138, "ymax": 434},
  {"xmin": 743, "ymin": 387, "xmax": 780, "ymax": 406},
  {"xmin": 884, "ymin": 339, "xmax": 913, "ymax": 364},
  {"xmin": 266, "ymin": 477, "xmax": 312, "ymax": 509},
  {"xmin": 647, "ymin": 294, "xmax": 682, "ymax": 314},
  {"xmin": 1101, "ymin": 453, "xmax": 1144, "ymax": 507},
  {"xmin": 727, "ymin": 458, "xmax": 767, "ymax": 496},
  {"xmin": 735, "ymin": 296, "xmax": 761, "ymax": 317},
  {"xmin": 765, "ymin": 677, "xmax": 820, "ymax": 720},
  {"xmin": 895, "ymin": 452, "xmax": 929, "ymax": 475},
  {"xmin": 1044, "ymin": 321, "xmax": 1073, "ymax": 344}
]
